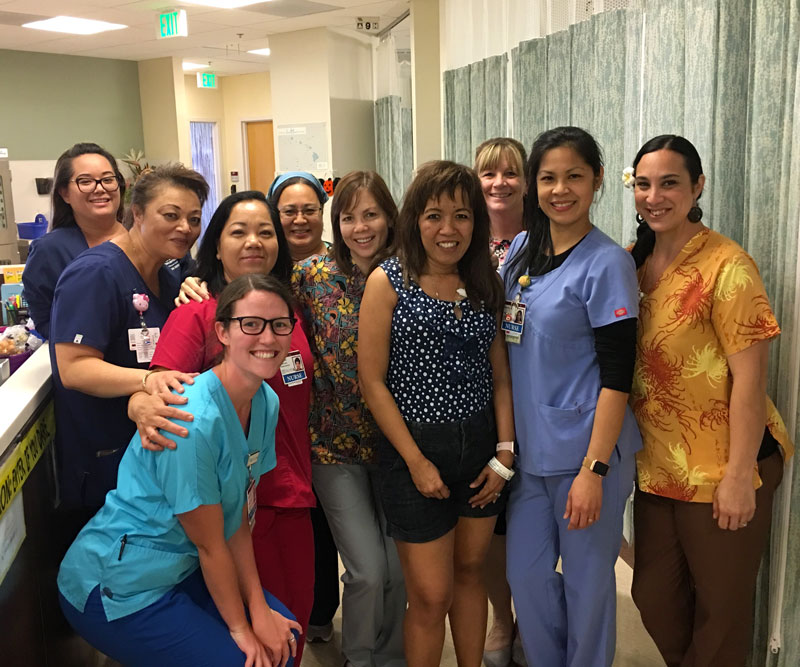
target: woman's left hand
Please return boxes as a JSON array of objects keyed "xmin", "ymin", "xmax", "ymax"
[
  {"xmin": 564, "ymin": 468, "xmax": 603, "ymax": 530},
  {"xmin": 469, "ymin": 451, "xmax": 513, "ymax": 509},
  {"xmin": 713, "ymin": 473, "xmax": 756, "ymax": 530},
  {"xmin": 252, "ymin": 608, "xmax": 303, "ymax": 667}
]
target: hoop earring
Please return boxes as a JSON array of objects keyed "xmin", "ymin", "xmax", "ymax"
[
  {"xmin": 636, "ymin": 213, "xmax": 645, "ymax": 225},
  {"xmin": 688, "ymin": 203, "xmax": 703, "ymax": 223}
]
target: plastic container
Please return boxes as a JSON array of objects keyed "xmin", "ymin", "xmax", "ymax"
[
  {"xmin": 0, "ymin": 326, "xmax": 34, "ymax": 375},
  {"xmin": 17, "ymin": 218, "xmax": 48, "ymax": 240}
]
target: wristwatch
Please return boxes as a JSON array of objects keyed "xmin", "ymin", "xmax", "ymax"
[{"xmin": 582, "ymin": 456, "xmax": 609, "ymax": 477}]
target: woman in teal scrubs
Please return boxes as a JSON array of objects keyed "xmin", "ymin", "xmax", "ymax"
[{"xmin": 57, "ymin": 274, "xmax": 302, "ymax": 667}]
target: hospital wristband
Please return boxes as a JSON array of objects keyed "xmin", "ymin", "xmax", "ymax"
[
  {"xmin": 496, "ymin": 441, "xmax": 514, "ymax": 453},
  {"xmin": 488, "ymin": 456, "xmax": 515, "ymax": 481},
  {"xmin": 141, "ymin": 369, "xmax": 160, "ymax": 393}
]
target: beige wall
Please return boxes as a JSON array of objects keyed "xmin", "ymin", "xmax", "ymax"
[
  {"xmin": 410, "ymin": 0, "xmax": 442, "ymax": 165},
  {"xmin": 220, "ymin": 72, "xmax": 272, "ymax": 192},
  {"xmin": 138, "ymin": 57, "xmax": 191, "ymax": 165},
  {"xmin": 269, "ymin": 28, "xmax": 331, "ymax": 175}
]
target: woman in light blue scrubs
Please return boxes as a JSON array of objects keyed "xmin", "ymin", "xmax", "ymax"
[
  {"xmin": 58, "ymin": 274, "xmax": 302, "ymax": 667},
  {"xmin": 501, "ymin": 127, "xmax": 642, "ymax": 667}
]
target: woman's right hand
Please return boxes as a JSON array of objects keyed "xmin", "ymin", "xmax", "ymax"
[
  {"xmin": 230, "ymin": 626, "xmax": 270, "ymax": 667},
  {"xmin": 409, "ymin": 456, "xmax": 450, "ymax": 499},
  {"xmin": 175, "ymin": 276, "xmax": 210, "ymax": 306},
  {"xmin": 128, "ymin": 391, "xmax": 194, "ymax": 451}
]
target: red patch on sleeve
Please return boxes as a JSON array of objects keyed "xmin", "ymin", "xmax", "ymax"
[{"xmin": 614, "ymin": 307, "xmax": 628, "ymax": 317}]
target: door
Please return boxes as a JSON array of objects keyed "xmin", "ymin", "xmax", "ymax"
[
  {"xmin": 189, "ymin": 121, "xmax": 221, "ymax": 236},
  {"xmin": 245, "ymin": 120, "xmax": 275, "ymax": 194}
]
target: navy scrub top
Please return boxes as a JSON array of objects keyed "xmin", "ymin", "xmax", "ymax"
[
  {"xmin": 50, "ymin": 241, "xmax": 180, "ymax": 508},
  {"xmin": 22, "ymin": 226, "xmax": 89, "ymax": 340}
]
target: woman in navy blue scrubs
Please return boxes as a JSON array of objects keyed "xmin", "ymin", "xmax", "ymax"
[
  {"xmin": 22, "ymin": 142, "xmax": 127, "ymax": 339},
  {"xmin": 49, "ymin": 165, "xmax": 206, "ymax": 515}
]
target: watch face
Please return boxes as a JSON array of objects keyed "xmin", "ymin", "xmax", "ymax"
[{"xmin": 592, "ymin": 460, "xmax": 610, "ymax": 476}]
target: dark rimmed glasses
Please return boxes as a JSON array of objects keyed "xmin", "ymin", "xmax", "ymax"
[
  {"xmin": 72, "ymin": 176, "xmax": 121, "ymax": 193},
  {"xmin": 226, "ymin": 316, "xmax": 297, "ymax": 336}
]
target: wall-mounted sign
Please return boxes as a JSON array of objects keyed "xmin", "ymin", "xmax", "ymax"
[
  {"xmin": 230, "ymin": 171, "xmax": 239, "ymax": 183},
  {"xmin": 356, "ymin": 16, "xmax": 380, "ymax": 33},
  {"xmin": 157, "ymin": 9, "xmax": 188, "ymax": 39},
  {"xmin": 197, "ymin": 72, "xmax": 218, "ymax": 89}
]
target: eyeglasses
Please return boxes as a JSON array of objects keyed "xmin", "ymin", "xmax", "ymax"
[
  {"xmin": 226, "ymin": 316, "xmax": 297, "ymax": 336},
  {"xmin": 72, "ymin": 176, "xmax": 121, "ymax": 193},
  {"xmin": 279, "ymin": 206, "xmax": 322, "ymax": 220}
]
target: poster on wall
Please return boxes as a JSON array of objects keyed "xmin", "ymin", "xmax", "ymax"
[{"xmin": 277, "ymin": 123, "xmax": 329, "ymax": 172}]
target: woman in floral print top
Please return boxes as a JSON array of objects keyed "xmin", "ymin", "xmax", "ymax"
[
  {"xmin": 292, "ymin": 171, "xmax": 406, "ymax": 667},
  {"xmin": 627, "ymin": 135, "xmax": 792, "ymax": 667}
]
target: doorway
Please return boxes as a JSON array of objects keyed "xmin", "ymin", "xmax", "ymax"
[
  {"xmin": 189, "ymin": 121, "xmax": 221, "ymax": 235},
  {"xmin": 245, "ymin": 120, "xmax": 275, "ymax": 194}
]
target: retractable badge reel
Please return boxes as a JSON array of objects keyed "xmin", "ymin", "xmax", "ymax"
[{"xmin": 129, "ymin": 293, "xmax": 160, "ymax": 363}]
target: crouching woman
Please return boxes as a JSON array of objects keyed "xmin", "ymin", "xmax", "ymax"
[{"xmin": 57, "ymin": 274, "xmax": 302, "ymax": 667}]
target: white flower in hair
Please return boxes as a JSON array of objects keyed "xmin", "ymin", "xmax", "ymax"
[{"xmin": 622, "ymin": 167, "xmax": 635, "ymax": 190}]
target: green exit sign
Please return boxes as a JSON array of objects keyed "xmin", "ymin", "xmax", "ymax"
[
  {"xmin": 157, "ymin": 9, "xmax": 187, "ymax": 39},
  {"xmin": 197, "ymin": 72, "xmax": 218, "ymax": 89}
]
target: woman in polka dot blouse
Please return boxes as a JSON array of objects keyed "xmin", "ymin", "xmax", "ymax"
[{"xmin": 359, "ymin": 160, "xmax": 515, "ymax": 667}]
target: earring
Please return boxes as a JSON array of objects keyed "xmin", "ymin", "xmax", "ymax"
[
  {"xmin": 636, "ymin": 213, "xmax": 645, "ymax": 225},
  {"xmin": 688, "ymin": 203, "xmax": 703, "ymax": 223}
]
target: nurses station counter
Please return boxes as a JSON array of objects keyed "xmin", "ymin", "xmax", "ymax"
[{"xmin": 0, "ymin": 345, "xmax": 99, "ymax": 666}]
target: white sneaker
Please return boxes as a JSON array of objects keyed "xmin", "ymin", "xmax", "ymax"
[{"xmin": 306, "ymin": 622, "xmax": 334, "ymax": 643}]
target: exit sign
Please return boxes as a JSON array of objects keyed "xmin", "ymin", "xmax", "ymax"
[
  {"xmin": 197, "ymin": 72, "xmax": 218, "ymax": 89},
  {"xmin": 157, "ymin": 9, "xmax": 188, "ymax": 39}
]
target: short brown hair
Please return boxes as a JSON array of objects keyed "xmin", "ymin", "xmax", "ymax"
[
  {"xmin": 331, "ymin": 171, "xmax": 398, "ymax": 275},
  {"xmin": 395, "ymin": 160, "xmax": 503, "ymax": 312},
  {"xmin": 474, "ymin": 137, "xmax": 527, "ymax": 183},
  {"xmin": 125, "ymin": 164, "xmax": 209, "ymax": 227}
]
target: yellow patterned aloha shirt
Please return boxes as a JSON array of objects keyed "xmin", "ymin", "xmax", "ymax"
[{"xmin": 631, "ymin": 228, "xmax": 793, "ymax": 503}]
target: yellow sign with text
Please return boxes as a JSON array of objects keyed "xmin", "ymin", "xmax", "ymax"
[{"xmin": 0, "ymin": 401, "xmax": 54, "ymax": 521}]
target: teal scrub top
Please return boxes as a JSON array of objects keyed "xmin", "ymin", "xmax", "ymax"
[{"xmin": 57, "ymin": 369, "xmax": 279, "ymax": 621}]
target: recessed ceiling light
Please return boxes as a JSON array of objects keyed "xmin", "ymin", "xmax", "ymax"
[
  {"xmin": 180, "ymin": 0, "xmax": 272, "ymax": 8},
  {"xmin": 183, "ymin": 62, "xmax": 210, "ymax": 71},
  {"xmin": 22, "ymin": 16, "xmax": 127, "ymax": 35},
  {"xmin": 247, "ymin": 48, "xmax": 271, "ymax": 56}
]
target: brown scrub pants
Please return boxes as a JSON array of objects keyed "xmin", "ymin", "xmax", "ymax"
[{"xmin": 631, "ymin": 451, "xmax": 784, "ymax": 667}]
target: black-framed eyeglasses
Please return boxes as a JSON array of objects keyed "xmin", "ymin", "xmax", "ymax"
[
  {"xmin": 279, "ymin": 205, "xmax": 322, "ymax": 219},
  {"xmin": 226, "ymin": 316, "xmax": 297, "ymax": 336},
  {"xmin": 72, "ymin": 176, "xmax": 121, "ymax": 193}
]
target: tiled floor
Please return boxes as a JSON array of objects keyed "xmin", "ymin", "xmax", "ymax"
[{"xmin": 302, "ymin": 558, "xmax": 665, "ymax": 667}]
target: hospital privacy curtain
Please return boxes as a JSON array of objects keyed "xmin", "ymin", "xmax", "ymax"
[{"xmin": 442, "ymin": 0, "xmax": 800, "ymax": 663}]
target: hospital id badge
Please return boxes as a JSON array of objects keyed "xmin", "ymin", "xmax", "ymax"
[
  {"xmin": 246, "ymin": 476, "xmax": 257, "ymax": 530},
  {"xmin": 279, "ymin": 350, "xmax": 307, "ymax": 386},
  {"xmin": 501, "ymin": 300, "xmax": 525, "ymax": 344},
  {"xmin": 128, "ymin": 327, "xmax": 160, "ymax": 363}
]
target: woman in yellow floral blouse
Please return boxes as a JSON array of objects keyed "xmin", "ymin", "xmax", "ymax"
[
  {"xmin": 292, "ymin": 171, "xmax": 406, "ymax": 667},
  {"xmin": 628, "ymin": 135, "xmax": 792, "ymax": 667}
]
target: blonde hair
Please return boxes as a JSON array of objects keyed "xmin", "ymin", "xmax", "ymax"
[{"xmin": 474, "ymin": 137, "xmax": 527, "ymax": 185}]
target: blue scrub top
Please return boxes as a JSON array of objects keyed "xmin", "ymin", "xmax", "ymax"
[
  {"xmin": 22, "ymin": 226, "xmax": 89, "ymax": 340},
  {"xmin": 502, "ymin": 228, "xmax": 643, "ymax": 476},
  {"xmin": 50, "ymin": 242, "xmax": 181, "ymax": 508},
  {"xmin": 57, "ymin": 369, "xmax": 279, "ymax": 621}
]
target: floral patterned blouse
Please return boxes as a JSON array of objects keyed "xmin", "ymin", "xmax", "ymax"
[
  {"xmin": 490, "ymin": 237, "xmax": 513, "ymax": 267},
  {"xmin": 292, "ymin": 254, "xmax": 378, "ymax": 465},
  {"xmin": 631, "ymin": 228, "xmax": 793, "ymax": 503}
]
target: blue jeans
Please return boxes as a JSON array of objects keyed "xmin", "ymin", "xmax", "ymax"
[{"xmin": 59, "ymin": 569, "xmax": 297, "ymax": 666}]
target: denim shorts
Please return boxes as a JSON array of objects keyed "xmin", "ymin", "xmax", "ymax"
[{"xmin": 379, "ymin": 405, "xmax": 507, "ymax": 543}]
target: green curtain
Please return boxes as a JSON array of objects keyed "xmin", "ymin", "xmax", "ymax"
[
  {"xmin": 375, "ymin": 95, "xmax": 413, "ymax": 204},
  {"xmin": 443, "ymin": 54, "xmax": 508, "ymax": 166},
  {"xmin": 444, "ymin": 0, "xmax": 800, "ymax": 662}
]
